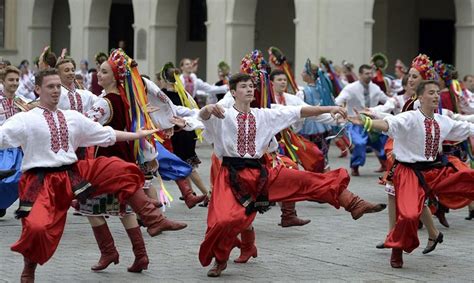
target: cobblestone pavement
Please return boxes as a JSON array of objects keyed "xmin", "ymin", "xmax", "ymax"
[{"xmin": 1, "ymin": 144, "xmax": 474, "ymax": 282}]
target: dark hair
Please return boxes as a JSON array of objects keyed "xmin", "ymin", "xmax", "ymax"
[
  {"xmin": 229, "ymin": 73, "xmax": 252, "ymax": 91},
  {"xmin": 401, "ymin": 74, "xmax": 409, "ymax": 87},
  {"xmin": 43, "ymin": 51, "xmax": 57, "ymax": 68},
  {"xmin": 35, "ymin": 68, "xmax": 59, "ymax": 86},
  {"xmin": 358, "ymin": 64, "xmax": 372, "ymax": 74},
  {"xmin": 269, "ymin": 69, "xmax": 286, "ymax": 81},
  {"xmin": 141, "ymin": 74, "xmax": 151, "ymax": 80},
  {"xmin": 416, "ymin": 80, "xmax": 440, "ymax": 97},
  {"xmin": 162, "ymin": 67, "xmax": 180, "ymax": 83}
]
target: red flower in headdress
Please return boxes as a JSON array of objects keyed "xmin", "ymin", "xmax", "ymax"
[
  {"xmin": 108, "ymin": 49, "xmax": 129, "ymax": 83},
  {"xmin": 411, "ymin": 54, "xmax": 436, "ymax": 80}
]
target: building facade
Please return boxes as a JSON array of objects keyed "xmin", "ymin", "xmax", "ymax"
[{"xmin": 1, "ymin": 0, "xmax": 473, "ymax": 84}]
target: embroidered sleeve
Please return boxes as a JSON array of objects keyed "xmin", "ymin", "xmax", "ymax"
[{"xmin": 85, "ymin": 97, "xmax": 111, "ymax": 125}]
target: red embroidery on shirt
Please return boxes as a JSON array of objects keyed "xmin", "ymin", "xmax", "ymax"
[
  {"xmin": 42, "ymin": 108, "xmax": 69, "ymax": 153},
  {"xmin": 67, "ymin": 88, "xmax": 84, "ymax": 113},
  {"xmin": 277, "ymin": 93, "xmax": 287, "ymax": 106},
  {"xmin": 236, "ymin": 111, "xmax": 257, "ymax": 157},
  {"xmin": 1, "ymin": 98, "xmax": 15, "ymax": 119},
  {"xmin": 424, "ymin": 118, "xmax": 440, "ymax": 160},
  {"xmin": 57, "ymin": 111, "xmax": 70, "ymax": 152},
  {"xmin": 246, "ymin": 113, "xmax": 256, "ymax": 156},
  {"xmin": 184, "ymin": 76, "xmax": 194, "ymax": 96},
  {"xmin": 431, "ymin": 119, "xmax": 440, "ymax": 158},
  {"xmin": 85, "ymin": 106, "xmax": 105, "ymax": 122},
  {"xmin": 237, "ymin": 112, "xmax": 247, "ymax": 157}
]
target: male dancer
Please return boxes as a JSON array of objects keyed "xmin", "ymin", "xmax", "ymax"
[
  {"xmin": 335, "ymin": 64, "xmax": 388, "ymax": 176},
  {"xmin": 198, "ymin": 73, "xmax": 386, "ymax": 277},
  {"xmin": 349, "ymin": 80, "xmax": 474, "ymax": 268}
]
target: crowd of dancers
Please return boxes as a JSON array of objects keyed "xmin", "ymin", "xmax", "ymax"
[{"xmin": 1, "ymin": 45, "xmax": 474, "ymax": 282}]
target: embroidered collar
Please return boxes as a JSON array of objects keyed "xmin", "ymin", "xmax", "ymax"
[
  {"xmin": 37, "ymin": 105, "xmax": 58, "ymax": 113},
  {"xmin": 233, "ymin": 105, "xmax": 251, "ymax": 114},
  {"xmin": 419, "ymin": 108, "xmax": 435, "ymax": 120},
  {"xmin": 61, "ymin": 84, "xmax": 76, "ymax": 93}
]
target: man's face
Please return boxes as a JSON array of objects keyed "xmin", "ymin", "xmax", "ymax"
[
  {"xmin": 407, "ymin": 68, "xmax": 422, "ymax": 92},
  {"xmin": 57, "ymin": 62, "xmax": 75, "ymax": 86},
  {"xmin": 232, "ymin": 79, "xmax": 255, "ymax": 104},
  {"xmin": 465, "ymin": 76, "xmax": 474, "ymax": 92},
  {"xmin": 3, "ymin": 72, "xmax": 20, "ymax": 95},
  {"xmin": 181, "ymin": 59, "xmax": 193, "ymax": 74},
  {"xmin": 35, "ymin": 75, "xmax": 62, "ymax": 107},
  {"xmin": 272, "ymin": 74, "xmax": 288, "ymax": 93},
  {"xmin": 359, "ymin": 68, "xmax": 373, "ymax": 84},
  {"xmin": 418, "ymin": 83, "xmax": 440, "ymax": 110}
]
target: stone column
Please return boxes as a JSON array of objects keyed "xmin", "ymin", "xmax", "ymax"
[
  {"xmin": 225, "ymin": 0, "xmax": 257, "ymax": 74},
  {"xmin": 205, "ymin": 0, "xmax": 228, "ymax": 83},
  {"xmin": 82, "ymin": 0, "xmax": 112, "ymax": 66},
  {"xmin": 454, "ymin": 0, "xmax": 474, "ymax": 76}
]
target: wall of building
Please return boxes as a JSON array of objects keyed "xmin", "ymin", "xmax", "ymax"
[
  {"xmin": 1, "ymin": 0, "xmax": 472, "ymax": 81},
  {"xmin": 254, "ymin": 0, "xmax": 295, "ymax": 68}
]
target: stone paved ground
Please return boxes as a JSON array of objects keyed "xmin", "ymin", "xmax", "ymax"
[{"xmin": 1, "ymin": 144, "xmax": 474, "ymax": 282}]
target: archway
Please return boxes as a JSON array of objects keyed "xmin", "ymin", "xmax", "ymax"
[
  {"xmin": 51, "ymin": 0, "xmax": 71, "ymax": 56},
  {"xmin": 254, "ymin": 0, "xmax": 296, "ymax": 69},
  {"xmin": 176, "ymin": 0, "xmax": 207, "ymax": 79},
  {"xmin": 372, "ymin": 0, "xmax": 455, "ymax": 73},
  {"xmin": 109, "ymin": 0, "xmax": 134, "ymax": 56}
]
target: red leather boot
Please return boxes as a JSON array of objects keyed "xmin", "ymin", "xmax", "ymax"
[
  {"xmin": 91, "ymin": 223, "xmax": 120, "ymax": 271},
  {"xmin": 234, "ymin": 228, "xmax": 258, "ymax": 263},
  {"xmin": 127, "ymin": 189, "xmax": 187, "ymax": 236},
  {"xmin": 390, "ymin": 248, "xmax": 403, "ymax": 268},
  {"xmin": 20, "ymin": 257, "xmax": 37, "ymax": 283},
  {"xmin": 338, "ymin": 190, "xmax": 386, "ymax": 220},
  {"xmin": 279, "ymin": 202, "xmax": 311, "ymax": 227},
  {"xmin": 126, "ymin": 227, "xmax": 149, "ymax": 273},
  {"xmin": 176, "ymin": 178, "xmax": 206, "ymax": 208}
]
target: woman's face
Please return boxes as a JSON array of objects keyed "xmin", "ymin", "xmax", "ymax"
[
  {"xmin": 97, "ymin": 62, "xmax": 116, "ymax": 88},
  {"xmin": 407, "ymin": 68, "xmax": 422, "ymax": 92}
]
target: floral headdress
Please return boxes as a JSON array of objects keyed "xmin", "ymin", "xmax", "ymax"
[
  {"xmin": 411, "ymin": 54, "xmax": 436, "ymax": 80},
  {"xmin": 240, "ymin": 49, "xmax": 273, "ymax": 108}
]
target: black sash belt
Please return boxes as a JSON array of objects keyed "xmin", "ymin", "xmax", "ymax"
[
  {"xmin": 221, "ymin": 157, "xmax": 271, "ymax": 215},
  {"xmin": 396, "ymin": 155, "xmax": 455, "ymax": 195},
  {"xmin": 16, "ymin": 164, "xmax": 94, "ymax": 219}
]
